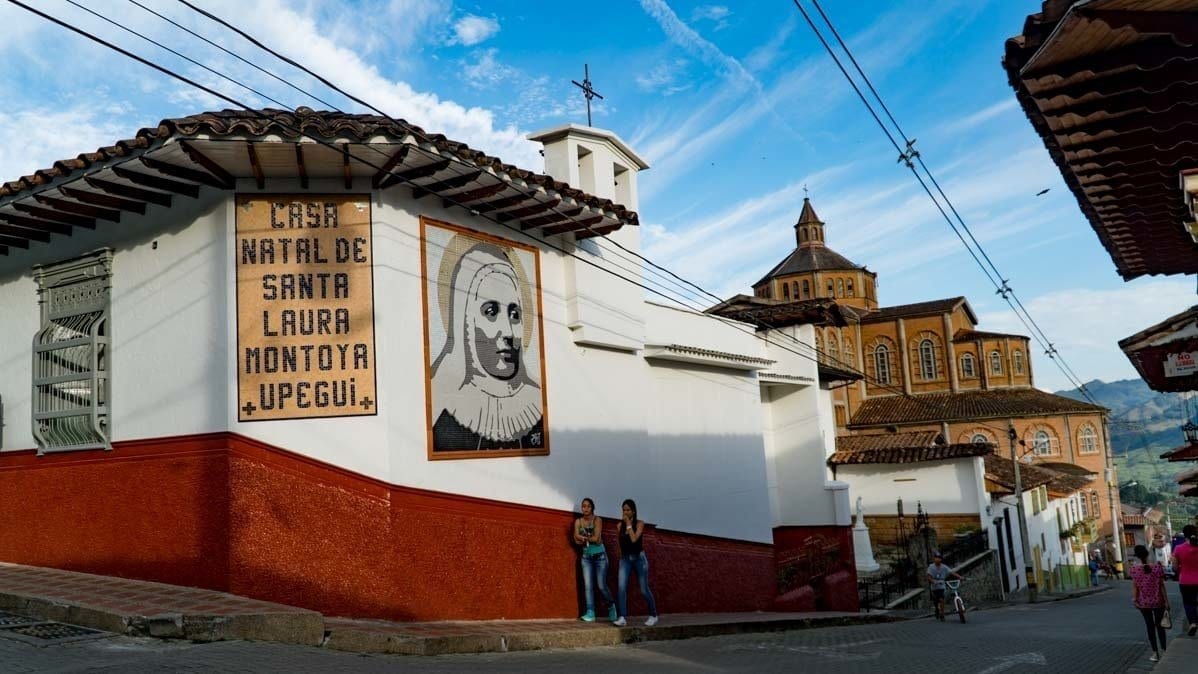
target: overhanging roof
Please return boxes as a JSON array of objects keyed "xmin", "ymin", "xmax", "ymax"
[
  {"xmin": 1118, "ymin": 305, "xmax": 1198, "ymax": 391},
  {"xmin": 0, "ymin": 108, "xmax": 639, "ymax": 255},
  {"xmin": 1004, "ymin": 0, "xmax": 1198, "ymax": 279}
]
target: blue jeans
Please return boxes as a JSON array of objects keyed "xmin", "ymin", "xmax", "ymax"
[
  {"xmin": 580, "ymin": 551, "xmax": 614, "ymax": 613},
  {"xmin": 618, "ymin": 552, "xmax": 658, "ymax": 618}
]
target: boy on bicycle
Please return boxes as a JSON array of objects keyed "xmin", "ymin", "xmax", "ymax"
[{"xmin": 927, "ymin": 552, "xmax": 964, "ymax": 621}]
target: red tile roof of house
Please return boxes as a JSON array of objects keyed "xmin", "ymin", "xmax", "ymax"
[
  {"xmin": 829, "ymin": 431, "xmax": 993, "ymax": 465},
  {"xmin": 848, "ymin": 388, "xmax": 1107, "ymax": 428},
  {"xmin": 858, "ymin": 297, "xmax": 976, "ymax": 325},
  {"xmin": 952, "ymin": 329, "xmax": 1029, "ymax": 343}
]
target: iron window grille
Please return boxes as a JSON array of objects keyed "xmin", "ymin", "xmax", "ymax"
[{"xmin": 31, "ymin": 249, "xmax": 113, "ymax": 454}]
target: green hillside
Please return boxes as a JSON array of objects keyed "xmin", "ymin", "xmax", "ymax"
[{"xmin": 1055, "ymin": 379, "xmax": 1196, "ymax": 516}]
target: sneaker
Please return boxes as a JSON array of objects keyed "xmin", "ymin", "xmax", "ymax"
[
  {"xmin": 1190, "ymin": 623, "xmax": 1198, "ymax": 637},
  {"xmin": 608, "ymin": 606, "xmax": 618, "ymax": 622},
  {"xmin": 613, "ymin": 617, "xmax": 627, "ymax": 626},
  {"xmin": 645, "ymin": 616, "xmax": 659, "ymax": 627},
  {"xmin": 1149, "ymin": 653, "xmax": 1160, "ymax": 663},
  {"xmin": 579, "ymin": 611, "xmax": 595, "ymax": 622}
]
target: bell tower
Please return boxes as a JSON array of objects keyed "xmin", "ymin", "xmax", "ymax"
[{"xmin": 795, "ymin": 197, "xmax": 825, "ymax": 248}]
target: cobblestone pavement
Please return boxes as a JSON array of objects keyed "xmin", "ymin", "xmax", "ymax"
[{"xmin": 0, "ymin": 582, "xmax": 1182, "ymax": 673}]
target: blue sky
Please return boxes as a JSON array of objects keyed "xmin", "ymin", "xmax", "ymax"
[{"xmin": 0, "ymin": 0, "xmax": 1192, "ymax": 392}]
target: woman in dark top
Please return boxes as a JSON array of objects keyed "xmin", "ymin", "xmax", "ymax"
[{"xmin": 614, "ymin": 499, "xmax": 659, "ymax": 626}]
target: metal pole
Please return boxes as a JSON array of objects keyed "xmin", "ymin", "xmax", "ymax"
[
  {"xmin": 1102, "ymin": 418, "xmax": 1124, "ymax": 579},
  {"xmin": 1008, "ymin": 421, "xmax": 1037, "ymax": 602}
]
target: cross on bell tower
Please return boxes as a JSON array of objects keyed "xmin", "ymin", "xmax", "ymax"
[{"xmin": 571, "ymin": 64, "xmax": 604, "ymax": 127}]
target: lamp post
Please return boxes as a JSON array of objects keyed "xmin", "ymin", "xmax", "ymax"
[
  {"xmin": 1101, "ymin": 418, "xmax": 1125, "ymax": 580},
  {"xmin": 1008, "ymin": 421, "xmax": 1036, "ymax": 602}
]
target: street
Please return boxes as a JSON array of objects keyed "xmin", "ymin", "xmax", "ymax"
[{"xmin": 0, "ymin": 582, "xmax": 1177, "ymax": 673}]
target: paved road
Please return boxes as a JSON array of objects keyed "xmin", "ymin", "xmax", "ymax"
[{"xmin": 0, "ymin": 582, "xmax": 1183, "ymax": 673}]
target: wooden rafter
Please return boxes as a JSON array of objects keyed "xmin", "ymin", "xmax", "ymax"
[
  {"xmin": 378, "ymin": 159, "xmax": 450, "ymax": 190},
  {"xmin": 342, "ymin": 145, "xmax": 353, "ymax": 190},
  {"xmin": 371, "ymin": 145, "xmax": 410, "ymax": 188},
  {"xmin": 178, "ymin": 140, "xmax": 236, "ymax": 189},
  {"xmin": 0, "ymin": 223, "xmax": 48, "ymax": 242},
  {"xmin": 0, "ymin": 234, "xmax": 29, "ymax": 249},
  {"xmin": 445, "ymin": 182, "xmax": 507, "ymax": 208},
  {"xmin": 140, "ymin": 156, "xmax": 228, "ymax": 190},
  {"xmin": 0, "ymin": 245, "xmax": 7, "ymax": 256},
  {"xmin": 112, "ymin": 166, "xmax": 200, "ymax": 198},
  {"xmin": 60, "ymin": 186, "xmax": 145, "ymax": 215},
  {"xmin": 246, "ymin": 142, "xmax": 265, "ymax": 189},
  {"xmin": 12, "ymin": 203, "xmax": 95, "ymax": 229},
  {"xmin": 496, "ymin": 198, "xmax": 562, "ymax": 223},
  {"xmin": 0, "ymin": 213, "xmax": 71, "ymax": 235},
  {"xmin": 519, "ymin": 207, "xmax": 583, "ymax": 230},
  {"xmin": 85, "ymin": 176, "xmax": 171, "ymax": 208},
  {"xmin": 295, "ymin": 145, "xmax": 309, "ymax": 190},
  {"xmin": 472, "ymin": 193, "xmax": 532, "ymax": 213},
  {"xmin": 411, "ymin": 171, "xmax": 483, "ymax": 200},
  {"xmin": 542, "ymin": 215, "xmax": 604, "ymax": 236},
  {"xmin": 34, "ymin": 195, "xmax": 120, "ymax": 222},
  {"xmin": 575, "ymin": 224, "xmax": 621, "ymax": 240}
]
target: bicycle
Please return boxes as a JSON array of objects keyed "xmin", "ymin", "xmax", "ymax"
[{"xmin": 945, "ymin": 579, "xmax": 966, "ymax": 623}]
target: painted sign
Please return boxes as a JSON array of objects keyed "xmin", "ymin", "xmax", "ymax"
[
  {"xmin": 1165, "ymin": 350, "xmax": 1198, "ymax": 378},
  {"xmin": 236, "ymin": 195, "xmax": 377, "ymax": 421},
  {"xmin": 420, "ymin": 217, "xmax": 549, "ymax": 459}
]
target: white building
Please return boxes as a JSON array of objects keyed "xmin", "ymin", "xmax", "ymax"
[{"xmin": 0, "ymin": 108, "xmax": 855, "ymax": 621}]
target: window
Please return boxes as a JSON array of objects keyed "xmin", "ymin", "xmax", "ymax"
[
  {"xmin": 1079, "ymin": 424, "xmax": 1099, "ymax": 454},
  {"xmin": 847, "ymin": 279, "xmax": 855, "ymax": 297},
  {"xmin": 1033, "ymin": 430, "xmax": 1053, "ymax": 456},
  {"xmin": 874, "ymin": 345, "xmax": 891, "ymax": 384},
  {"xmin": 919, "ymin": 339, "xmax": 936, "ymax": 380},
  {"xmin": 1080, "ymin": 494, "xmax": 1089, "ymax": 518},
  {"xmin": 783, "ymin": 283, "xmax": 790, "ymax": 300},
  {"xmin": 1013, "ymin": 350, "xmax": 1024, "ymax": 375},
  {"xmin": 837, "ymin": 279, "xmax": 845, "ymax": 297},
  {"xmin": 802, "ymin": 280, "xmax": 810, "ymax": 298},
  {"xmin": 826, "ymin": 280, "xmax": 834, "ymax": 296},
  {"xmin": 960, "ymin": 353, "xmax": 976, "ymax": 378},
  {"xmin": 828, "ymin": 332, "xmax": 840, "ymax": 365},
  {"xmin": 990, "ymin": 350, "xmax": 1003, "ymax": 375},
  {"xmin": 793, "ymin": 281, "xmax": 799, "ymax": 299},
  {"xmin": 970, "ymin": 433, "xmax": 989, "ymax": 445},
  {"xmin": 32, "ymin": 248, "xmax": 113, "ymax": 454}
]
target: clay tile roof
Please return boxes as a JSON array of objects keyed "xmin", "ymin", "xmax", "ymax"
[
  {"xmin": 829, "ymin": 431, "xmax": 993, "ymax": 465},
  {"xmin": 952, "ymin": 328, "xmax": 1029, "ymax": 342},
  {"xmin": 705, "ymin": 295, "xmax": 852, "ymax": 328},
  {"xmin": 859, "ymin": 297, "xmax": 974, "ymax": 324},
  {"xmin": 753, "ymin": 246, "xmax": 865, "ymax": 286},
  {"xmin": 984, "ymin": 454, "xmax": 1095, "ymax": 495},
  {"xmin": 0, "ymin": 107, "xmax": 638, "ymax": 228},
  {"xmin": 848, "ymin": 388, "xmax": 1107, "ymax": 428}
]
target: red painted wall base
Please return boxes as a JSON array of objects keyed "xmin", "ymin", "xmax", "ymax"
[
  {"xmin": 0, "ymin": 434, "xmax": 810, "ymax": 621},
  {"xmin": 772, "ymin": 525, "xmax": 859, "ymax": 613}
]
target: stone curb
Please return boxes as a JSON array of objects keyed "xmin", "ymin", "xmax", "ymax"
[
  {"xmin": 0, "ymin": 590, "xmax": 324, "ymax": 646},
  {"xmin": 323, "ymin": 613, "xmax": 904, "ymax": 656}
]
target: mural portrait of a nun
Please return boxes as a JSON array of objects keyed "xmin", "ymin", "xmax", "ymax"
[{"xmin": 421, "ymin": 218, "xmax": 548, "ymax": 457}]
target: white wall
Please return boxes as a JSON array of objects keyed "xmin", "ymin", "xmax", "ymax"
[{"xmin": 837, "ymin": 458, "xmax": 984, "ymax": 518}]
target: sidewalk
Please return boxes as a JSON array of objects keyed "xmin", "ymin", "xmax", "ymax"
[
  {"xmin": 1155, "ymin": 631, "xmax": 1198, "ymax": 673},
  {"xmin": 0, "ymin": 562, "xmax": 901, "ymax": 655}
]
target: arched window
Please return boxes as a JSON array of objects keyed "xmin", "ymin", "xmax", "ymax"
[
  {"xmin": 802, "ymin": 280, "xmax": 810, "ymax": 298},
  {"xmin": 815, "ymin": 331, "xmax": 825, "ymax": 364},
  {"xmin": 1014, "ymin": 350, "xmax": 1024, "ymax": 375},
  {"xmin": 828, "ymin": 332, "xmax": 840, "ymax": 365},
  {"xmin": 782, "ymin": 284, "xmax": 790, "ymax": 300},
  {"xmin": 842, "ymin": 336, "xmax": 855, "ymax": 367},
  {"xmin": 847, "ymin": 279, "xmax": 855, "ymax": 296},
  {"xmin": 874, "ymin": 345, "xmax": 891, "ymax": 384},
  {"xmin": 1033, "ymin": 430, "xmax": 1052, "ymax": 455},
  {"xmin": 1079, "ymin": 425, "xmax": 1098, "ymax": 454},
  {"xmin": 793, "ymin": 282, "xmax": 800, "ymax": 299},
  {"xmin": 960, "ymin": 353, "xmax": 976, "ymax": 378},
  {"xmin": 919, "ymin": 339, "xmax": 936, "ymax": 380},
  {"xmin": 826, "ymin": 280, "xmax": 834, "ymax": 296},
  {"xmin": 990, "ymin": 350, "xmax": 1003, "ymax": 375},
  {"xmin": 837, "ymin": 279, "xmax": 845, "ymax": 297},
  {"xmin": 970, "ymin": 433, "xmax": 989, "ymax": 445},
  {"xmin": 799, "ymin": 228, "xmax": 807, "ymax": 242}
]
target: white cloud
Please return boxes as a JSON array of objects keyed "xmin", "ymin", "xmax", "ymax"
[
  {"xmin": 976, "ymin": 280, "xmax": 1198, "ymax": 392},
  {"xmin": 0, "ymin": 105, "xmax": 133, "ymax": 185},
  {"xmin": 939, "ymin": 99, "xmax": 1019, "ymax": 136},
  {"xmin": 639, "ymin": 0, "xmax": 757, "ymax": 90},
  {"xmin": 462, "ymin": 48, "xmax": 516, "ymax": 88},
  {"xmin": 691, "ymin": 5, "xmax": 731, "ymax": 29},
  {"xmin": 634, "ymin": 59, "xmax": 691, "ymax": 96},
  {"xmin": 449, "ymin": 15, "xmax": 500, "ymax": 46}
]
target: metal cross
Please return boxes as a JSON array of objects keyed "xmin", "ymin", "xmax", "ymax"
[{"xmin": 571, "ymin": 64, "xmax": 604, "ymax": 126}]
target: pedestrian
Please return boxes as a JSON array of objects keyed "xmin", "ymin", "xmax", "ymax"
[
  {"xmin": 1130, "ymin": 544, "xmax": 1169, "ymax": 662},
  {"xmin": 573, "ymin": 497, "xmax": 616, "ymax": 622},
  {"xmin": 1175, "ymin": 524, "xmax": 1198, "ymax": 636},
  {"xmin": 1088, "ymin": 552, "xmax": 1100, "ymax": 587},
  {"xmin": 613, "ymin": 499, "xmax": 658, "ymax": 627},
  {"xmin": 927, "ymin": 552, "xmax": 963, "ymax": 621}
]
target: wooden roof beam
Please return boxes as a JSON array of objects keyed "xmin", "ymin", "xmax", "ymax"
[
  {"xmin": 247, "ymin": 142, "xmax": 265, "ymax": 189},
  {"xmin": 378, "ymin": 159, "xmax": 451, "ymax": 190},
  {"xmin": 12, "ymin": 203, "xmax": 95, "ymax": 229},
  {"xmin": 445, "ymin": 182, "xmax": 508, "ymax": 208},
  {"xmin": 112, "ymin": 166, "xmax": 200, "ymax": 198},
  {"xmin": 0, "ymin": 223, "xmax": 48, "ymax": 242},
  {"xmin": 541, "ymin": 215, "xmax": 604, "ymax": 236},
  {"xmin": 0, "ymin": 213, "xmax": 71, "ymax": 236},
  {"xmin": 518, "ymin": 206, "xmax": 583, "ymax": 230},
  {"xmin": 0, "ymin": 245, "xmax": 7, "ymax": 256},
  {"xmin": 178, "ymin": 140, "xmax": 236, "ymax": 189},
  {"xmin": 496, "ymin": 198, "xmax": 562, "ymax": 223},
  {"xmin": 295, "ymin": 145, "xmax": 309, "ymax": 190},
  {"xmin": 140, "ymin": 156, "xmax": 229, "ymax": 191},
  {"xmin": 0, "ymin": 233, "xmax": 30, "ymax": 249},
  {"xmin": 575, "ymin": 224, "xmax": 621, "ymax": 240},
  {"xmin": 34, "ymin": 194, "xmax": 120, "ymax": 222},
  {"xmin": 412, "ymin": 171, "xmax": 483, "ymax": 200},
  {"xmin": 60, "ymin": 186, "xmax": 145, "ymax": 215},
  {"xmin": 471, "ymin": 193, "xmax": 533, "ymax": 213},
  {"xmin": 342, "ymin": 145, "xmax": 353, "ymax": 190},
  {"xmin": 371, "ymin": 145, "xmax": 410, "ymax": 188},
  {"xmin": 85, "ymin": 176, "xmax": 171, "ymax": 208}
]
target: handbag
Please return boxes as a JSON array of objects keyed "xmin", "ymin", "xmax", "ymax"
[{"xmin": 1160, "ymin": 608, "xmax": 1173, "ymax": 629}]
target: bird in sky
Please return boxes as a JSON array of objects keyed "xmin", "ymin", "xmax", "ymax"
[{"xmin": 1035, "ymin": 188, "xmax": 1051, "ymax": 196}]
